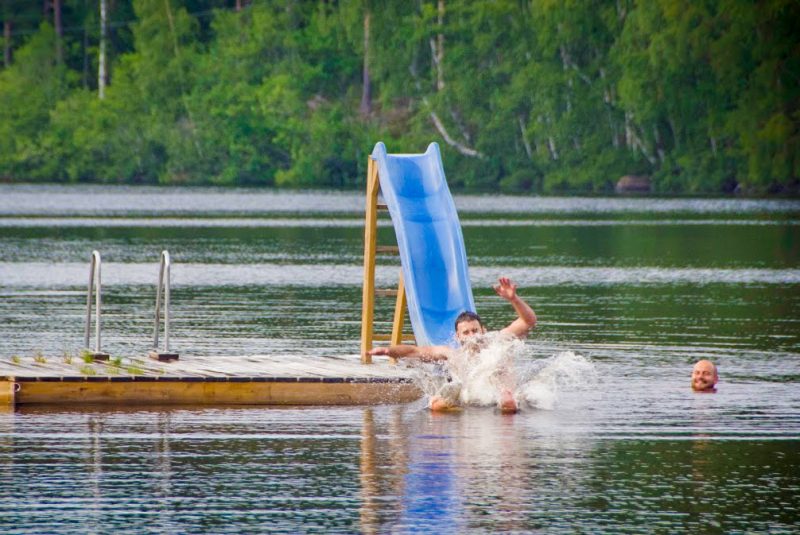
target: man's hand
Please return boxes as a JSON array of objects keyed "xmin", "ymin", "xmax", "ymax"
[
  {"xmin": 496, "ymin": 276, "xmax": 537, "ymax": 338},
  {"xmin": 368, "ymin": 347, "xmax": 390, "ymax": 357},
  {"xmin": 493, "ymin": 277, "xmax": 518, "ymax": 301}
]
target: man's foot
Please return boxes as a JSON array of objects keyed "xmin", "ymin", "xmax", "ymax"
[
  {"xmin": 498, "ymin": 390, "xmax": 518, "ymax": 414},
  {"xmin": 429, "ymin": 381, "xmax": 462, "ymax": 412},
  {"xmin": 429, "ymin": 395, "xmax": 459, "ymax": 412}
]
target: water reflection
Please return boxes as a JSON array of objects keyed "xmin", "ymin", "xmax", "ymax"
[
  {"xmin": 87, "ymin": 415, "xmax": 104, "ymax": 532},
  {"xmin": 155, "ymin": 411, "xmax": 174, "ymax": 528},
  {"xmin": 361, "ymin": 408, "xmax": 533, "ymax": 532},
  {"xmin": 398, "ymin": 412, "xmax": 464, "ymax": 532},
  {"xmin": 1, "ymin": 404, "xmax": 798, "ymax": 532},
  {"xmin": 359, "ymin": 408, "xmax": 378, "ymax": 533}
]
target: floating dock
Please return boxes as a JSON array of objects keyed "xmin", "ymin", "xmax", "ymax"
[
  {"xmin": 0, "ymin": 354, "xmax": 421, "ymax": 407},
  {"xmin": 1, "ymin": 145, "xmax": 469, "ymax": 409}
]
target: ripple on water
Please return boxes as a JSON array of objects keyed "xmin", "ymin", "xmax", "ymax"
[
  {"xmin": 1, "ymin": 184, "xmax": 799, "ymax": 215},
  {"xmin": 1, "ymin": 262, "xmax": 798, "ymax": 287}
]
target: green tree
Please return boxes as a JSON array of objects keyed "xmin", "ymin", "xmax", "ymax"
[
  {"xmin": 0, "ymin": 24, "xmax": 72, "ymax": 179},
  {"xmin": 0, "ymin": 0, "xmax": 797, "ymax": 193}
]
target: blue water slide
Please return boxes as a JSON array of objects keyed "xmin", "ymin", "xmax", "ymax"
[{"xmin": 371, "ymin": 142, "xmax": 475, "ymax": 347}]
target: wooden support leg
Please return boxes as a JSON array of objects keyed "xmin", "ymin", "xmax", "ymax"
[
  {"xmin": 389, "ymin": 271, "xmax": 407, "ymax": 365},
  {"xmin": 360, "ymin": 158, "xmax": 380, "ymax": 364},
  {"xmin": 0, "ymin": 379, "xmax": 16, "ymax": 407}
]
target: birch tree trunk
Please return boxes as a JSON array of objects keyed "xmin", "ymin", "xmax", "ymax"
[
  {"xmin": 435, "ymin": 0, "xmax": 444, "ymax": 91},
  {"xmin": 427, "ymin": 0, "xmax": 480, "ymax": 157},
  {"xmin": 518, "ymin": 116, "xmax": 533, "ymax": 160},
  {"xmin": 428, "ymin": 0, "xmax": 445, "ymax": 91},
  {"xmin": 82, "ymin": 12, "xmax": 88, "ymax": 87},
  {"xmin": 548, "ymin": 137, "xmax": 559, "ymax": 161},
  {"xmin": 624, "ymin": 111, "xmax": 633, "ymax": 150},
  {"xmin": 653, "ymin": 124, "xmax": 665, "ymax": 163},
  {"xmin": 54, "ymin": 0, "xmax": 63, "ymax": 63},
  {"xmin": 429, "ymin": 111, "xmax": 483, "ymax": 158},
  {"xmin": 98, "ymin": 0, "xmax": 107, "ymax": 99},
  {"xmin": 625, "ymin": 112, "xmax": 656, "ymax": 164},
  {"xmin": 163, "ymin": 0, "xmax": 202, "ymax": 157},
  {"xmin": 3, "ymin": 20, "xmax": 10, "ymax": 67},
  {"xmin": 359, "ymin": 11, "xmax": 371, "ymax": 117},
  {"xmin": 667, "ymin": 117, "xmax": 679, "ymax": 149}
]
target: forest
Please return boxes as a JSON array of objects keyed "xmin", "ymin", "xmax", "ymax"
[{"xmin": 0, "ymin": 0, "xmax": 798, "ymax": 194}]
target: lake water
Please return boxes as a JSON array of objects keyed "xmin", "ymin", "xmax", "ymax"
[{"xmin": 1, "ymin": 185, "xmax": 799, "ymax": 533}]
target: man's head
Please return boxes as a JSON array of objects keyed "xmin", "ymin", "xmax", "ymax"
[
  {"xmin": 454, "ymin": 311, "xmax": 486, "ymax": 344},
  {"xmin": 691, "ymin": 360, "xmax": 718, "ymax": 392}
]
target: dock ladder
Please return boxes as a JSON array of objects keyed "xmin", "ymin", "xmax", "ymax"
[
  {"xmin": 360, "ymin": 157, "xmax": 415, "ymax": 364},
  {"xmin": 150, "ymin": 250, "xmax": 179, "ymax": 362},
  {"xmin": 84, "ymin": 250, "xmax": 110, "ymax": 360}
]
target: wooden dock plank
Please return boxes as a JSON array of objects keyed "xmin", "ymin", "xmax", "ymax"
[{"xmin": 1, "ymin": 353, "xmax": 416, "ymax": 385}]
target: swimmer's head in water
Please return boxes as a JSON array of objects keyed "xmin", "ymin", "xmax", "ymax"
[
  {"xmin": 454, "ymin": 312, "xmax": 486, "ymax": 344},
  {"xmin": 691, "ymin": 360, "xmax": 718, "ymax": 392}
]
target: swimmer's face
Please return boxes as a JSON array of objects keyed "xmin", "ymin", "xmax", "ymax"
[
  {"xmin": 691, "ymin": 360, "xmax": 718, "ymax": 392},
  {"xmin": 455, "ymin": 319, "xmax": 486, "ymax": 344}
]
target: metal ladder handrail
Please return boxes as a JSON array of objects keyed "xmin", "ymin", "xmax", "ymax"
[
  {"xmin": 153, "ymin": 250, "xmax": 172, "ymax": 352},
  {"xmin": 84, "ymin": 250, "xmax": 103, "ymax": 353}
]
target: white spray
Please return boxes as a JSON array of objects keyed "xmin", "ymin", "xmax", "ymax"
[{"xmin": 407, "ymin": 332, "xmax": 597, "ymax": 410}]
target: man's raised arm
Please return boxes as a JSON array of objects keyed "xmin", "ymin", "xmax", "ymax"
[{"xmin": 494, "ymin": 277, "xmax": 537, "ymax": 338}]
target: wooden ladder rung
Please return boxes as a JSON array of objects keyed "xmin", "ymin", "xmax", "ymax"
[
  {"xmin": 377, "ymin": 203, "xmax": 389, "ymax": 211},
  {"xmin": 373, "ymin": 334, "xmax": 416, "ymax": 342},
  {"xmin": 375, "ymin": 288, "xmax": 398, "ymax": 297},
  {"xmin": 376, "ymin": 245, "xmax": 399, "ymax": 254}
]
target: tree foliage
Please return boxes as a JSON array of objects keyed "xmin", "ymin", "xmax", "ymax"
[{"xmin": 0, "ymin": 0, "xmax": 797, "ymax": 194}]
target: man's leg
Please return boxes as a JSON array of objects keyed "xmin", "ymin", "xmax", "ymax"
[{"xmin": 491, "ymin": 363, "xmax": 519, "ymax": 414}]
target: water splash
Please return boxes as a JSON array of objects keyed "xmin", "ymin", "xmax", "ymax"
[
  {"xmin": 448, "ymin": 332, "xmax": 523, "ymax": 407},
  {"xmin": 406, "ymin": 332, "xmax": 598, "ymax": 411},
  {"xmin": 516, "ymin": 351, "xmax": 598, "ymax": 410}
]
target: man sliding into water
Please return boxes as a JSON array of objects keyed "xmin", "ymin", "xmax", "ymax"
[{"xmin": 368, "ymin": 277, "xmax": 537, "ymax": 413}]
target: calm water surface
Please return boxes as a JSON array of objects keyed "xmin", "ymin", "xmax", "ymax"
[{"xmin": 1, "ymin": 185, "xmax": 799, "ymax": 533}]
